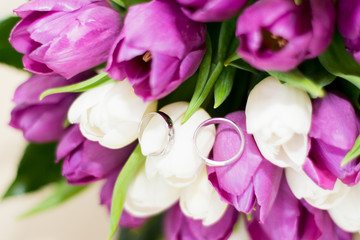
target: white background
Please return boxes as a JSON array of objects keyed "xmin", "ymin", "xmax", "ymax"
[{"xmin": 0, "ymin": 1, "xmax": 110, "ymax": 239}]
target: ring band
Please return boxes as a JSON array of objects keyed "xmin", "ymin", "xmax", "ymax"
[
  {"xmin": 138, "ymin": 111, "xmax": 175, "ymax": 156},
  {"xmin": 193, "ymin": 117, "xmax": 245, "ymax": 167}
]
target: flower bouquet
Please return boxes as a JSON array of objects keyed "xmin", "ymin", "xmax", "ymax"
[{"xmin": 3, "ymin": 0, "xmax": 360, "ymax": 239}]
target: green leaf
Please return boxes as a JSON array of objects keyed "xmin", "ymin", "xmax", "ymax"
[
  {"xmin": 298, "ymin": 58, "xmax": 336, "ymax": 89},
  {"xmin": 342, "ymin": 134, "xmax": 360, "ymax": 166},
  {"xmin": 107, "ymin": 145, "xmax": 146, "ymax": 240},
  {"xmin": 112, "ymin": 0, "xmax": 126, "ymax": 7},
  {"xmin": 214, "ymin": 66, "xmax": 236, "ymax": 108},
  {"xmin": 3, "ymin": 143, "xmax": 62, "ymax": 199},
  {"xmin": 112, "ymin": 0, "xmax": 150, "ymax": 8},
  {"xmin": 217, "ymin": 18, "xmax": 237, "ymax": 62},
  {"xmin": 227, "ymin": 59, "xmax": 258, "ymax": 74},
  {"xmin": 0, "ymin": 16, "xmax": 23, "ymax": 69},
  {"xmin": 319, "ymin": 32, "xmax": 360, "ymax": 89},
  {"xmin": 19, "ymin": 180, "xmax": 87, "ymax": 219},
  {"xmin": 268, "ymin": 68, "xmax": 326, "ymax": 98},
  {"xmin": 182, "ymin": 62, "xmax": 224, "ymax": 123},
  {"xmin": 117, "ymin": 214, "xmax": 163, "ymax": 240},
  {"xmin": 40, "ymin": 73, "xmax": 113, "ymax": 100},
  {"xmin": 189, "ymin": 34, "xmax": 213, "ymax": 103}
]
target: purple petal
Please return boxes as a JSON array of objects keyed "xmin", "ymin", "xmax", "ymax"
[
  {"xmin": 310, "ymin": 92, "xmax": 358, "ymax": 150},
  {"xmin": 165, "ymin": 204, "xmax": 238, "ymax": 240}
]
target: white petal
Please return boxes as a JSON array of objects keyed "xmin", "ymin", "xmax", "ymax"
[
  {"xmin": 328, "ymin": 182, "xmax": 360, "ymax": 232},
  {"xmin": 245, "ymin": 76, "xmax": 312, "ymax": 169},
  {"xmin": 124, "ymin": 165, "xmax": 181, "ymax": 218},
  {"xmin": 282, "ymin": 133, "xmax": 308, "ymax": 167},
  {"xmin": 144, "ymin": 102, "xmax": 215, "ymax": 187},
  {"xmin": 67, "ymin": 82, "xmax": 114, "ymax": 124},
  {"xmin": 285, "ymin": 168, "xmax": 350, "ymax": 209},
  {"xmin": 246, "ymin": 76, "xmax": 312, "ymax": 134},
  {"xmin": 68, "ymin": 79, "xmax": 157, "ymax": 149},
  {"xmin": 179, "ymin": 168, "xmax": 227, "ymax": 226}
]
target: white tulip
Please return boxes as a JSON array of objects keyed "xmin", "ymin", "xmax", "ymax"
[
  {"xmin": 328, "ymin": 182, "xmax": 360, "ymax": 232},
  {"xmin": 123, "ymin": 165, "xmax": 181, "ymax": 218},
  {"xmin": 245, "ymin": 76, "xmax": 312, "ymax": 169},
  {"xmin": 285, "ymin": 168, "xmax": 350, "ymax": 210},
  {"xmin": 68, "ymin": 80, "xmax": 157, "ymax": 149},
  {"xmin": 179, "ymin": 168, "xmax": 228, "ymax": 226},
  {"xmin": 140, "ymin": 102, "xmax": 216, "ymax": 187}
]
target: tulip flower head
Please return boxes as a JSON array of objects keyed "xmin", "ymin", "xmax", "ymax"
[
  {"xmin": 56, "ymin": 125, "xmax": 136, "ymax": 185},
  {"xmin": 208, "ymin": 111, "xmax": 282, "ymax": 223},
  {"xmin": 10, "ymin": 72, "xmax": 94, "ymax": 142},
  {"xmin": 10, "ymin": 0, "xmax": 122, "ymax": 79},
  {"xmin": 67, "ymin": 80, "xmax": 157, "ymax": 149},
  {"xmin": 245, "ymin": 76, "xmax": 312, "ymax": 169},
  {"xmin": 106, "ymin": 0, "xmax": 206, "ymax": 101},
  {"xmin": 236, "ymin": 0, "xmax": 335, "ymax": 71}
]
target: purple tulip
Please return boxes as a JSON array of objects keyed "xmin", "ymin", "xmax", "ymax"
[
  {"xmin": 100, "ymin": 169, "xmax": 146, "ymax": 228},
  {"xmin": 303, "ymin": 92, "xmax": 360, "ymax": 189},
  {"xmin": 236, "ymin": 0, "xmax": 335, "ymax": 71},
  {"xmin": 208, "ymin": 111, "xmax": 282, "ymax": 223},
  {"xmin": 10, "ymin": 0, "xmax": 122, "ymax": 79},
  {"xmin": 247, "ymin": 178, "xmax": 352, "ymax": 240},
  {"xmin": 56, "ymin": 125, "xmax": 136, "ymax": 185},
  {"xmin": 10, "ymin": 72, "xmax": 93, "ymax": 142},
  {"xmin": 338, "ymin": 0, "xmax": 360, "ymax": 64},
  {"xmin": 175, "ymin": 0, "xmax": 247, "ymax": 22},
  {"xmin": 164, "ymin": 204, "xmax": 238, "ymax": 240},
  {"xmin": 106, "ymin": 0, "xmax": 206, "ymax": 101}
]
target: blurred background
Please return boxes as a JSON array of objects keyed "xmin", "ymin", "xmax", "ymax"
[{"xmin": 0, "ymin": 1, "xmax": 110, "ymax": 239}]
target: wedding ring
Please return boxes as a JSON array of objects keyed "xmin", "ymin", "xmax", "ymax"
[
  {"xmin": 193, "ymin": 117, "xmax": 245, "ymax": 167},
  {"xmin": 138, "ymin": 111, "xmax": 175, "ymax": 156}
]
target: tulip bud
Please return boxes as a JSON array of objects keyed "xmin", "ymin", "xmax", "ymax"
[
  {"xmin": 180, "ymin": 168, "xmax": 228, "ymax": 226},
  {"xmin": 328, "ymin": 182, "xmax": 360, "ymax": 232},
  {"xmin": 56, "ymin": 125, "xmax": 136, "ymax": 185},
  {"xmin": 140, "ymin": 102, "xmax": 215, "ymax": 187},
  {"xmin": 10, "ymin": 0, "xmax": 122, "ymax": 79},
  {"xmin": 10, "ymin": 72, "xmax": 94, "ymax": 142},
  {"xmin": 247, "ymin": 178, "xmax": 352, "ymax": 240},
  {"xmin": 175, "ymin": 0, "xmax": 247, "ymax": 22},
  {"xmin": 208, "ymin": 111, "xmax": 282, "ymax": 222},
  {"xmin": 303, "ymin": 92, "xmax": 360, "ymax": 189},
  {"xmin": 123, "ymin": 165, "xmax": 181, "ymax": 218},
  {"xmin": 164, "ymin": 204, "xmax": 238, "ymax": 240},
  {"xmin": 245, "ymin": 76, "xmax": 312, "ymax": 169},
  {"xmin": 106, "ymin": 0, "xmax": 206, "ymax": 101},
  {"xmin": 67, "ymin": 80, "xmax": 157, "ymax": 149},
  {"xmin": 285, "ymin": 168, "xmax": 350, "ymax": 210},
  {"xmin": 236, "ymin": 0, "xmax": 335, "ymax": 71}
]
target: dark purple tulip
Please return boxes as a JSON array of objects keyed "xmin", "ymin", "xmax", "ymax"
[
  {"xmin": 175, "ymin": 0, "xmax": 247, "ymax": 22},
  {"xmin": 106, "ymin": 0, "xmax": 206, "ymax": 101},
  {"xmin": 10, "ymin": 0, "xmax": 122, "ymax": 79},
  {"xmin": 164, "ymin": 204, "xmax": 238, "ymax": 240},
  {"xmin": 236, "ymin": 0, "xmax": 335, "ymax": 71},
  {"xmin": 303, "ymin": 92, "xmax": 360, "ymax": 189},
  {"xmin": 247, "ymin": 178, "xmax": 352, "ymax": 240},
  {"xmin": 56, "ymin": 125, "xmax": 136, "ymax": 185},
  {"xmin": 100, "ymin": 169, "xmax": 146, "ymax": 228},
  {"xmin": 10, "ymin": 72, "xmax": 94, "ymax": 142},
  {"xmin": 208, "ymin": 111, "xmax": 282, "ymax": 222},
  {"xmin": 338, "ymin": 0, "xmax": 360, "ymax": 64}
]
